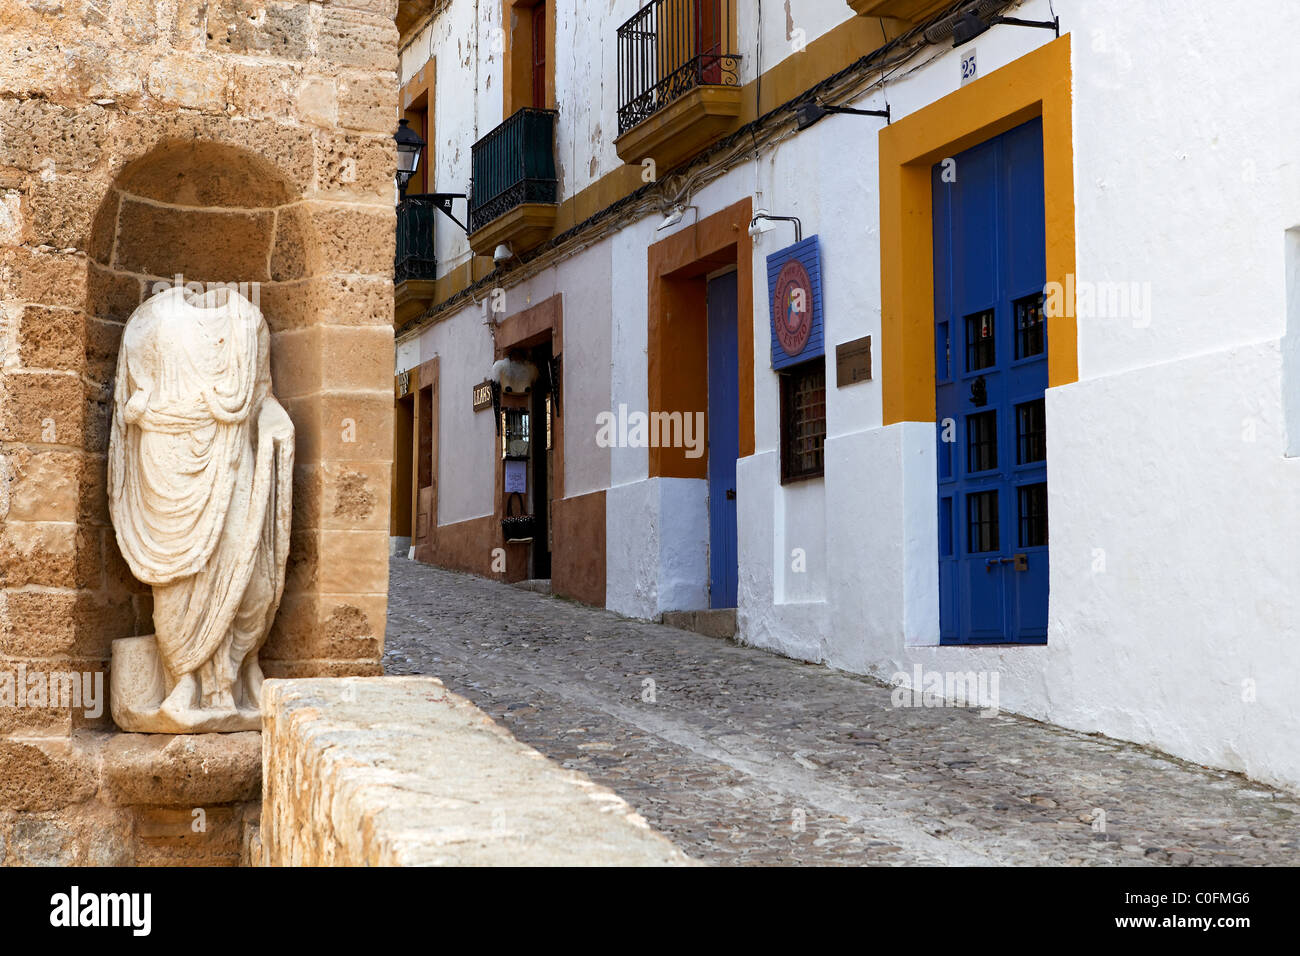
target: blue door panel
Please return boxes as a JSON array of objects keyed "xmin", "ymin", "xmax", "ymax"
[
  {"xmin": 707, "ymin": 271, "xmax": 739, "ymax": 609},
  {"xmin": 951, "ymin": 141, "xmax": 1000, "ymax": 312},
  {"xmin": 933, "ymin": 117, "xmax": 1049, "ymax": 645}
]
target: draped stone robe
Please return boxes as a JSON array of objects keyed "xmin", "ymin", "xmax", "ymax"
[{"xmin": 108, "ymin": 286, "xmax": 293, "ymax": 729}]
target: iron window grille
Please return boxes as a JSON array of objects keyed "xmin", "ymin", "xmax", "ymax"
[
  {"xmin": 779, "ymin": 358, "xmax": 826, "ymax": 484},
  {"xmin": 616, "ymin": 0, "xmax": 741, "ymax": 136}
]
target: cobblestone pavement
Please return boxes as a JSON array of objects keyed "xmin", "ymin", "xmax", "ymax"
[{"xmin": 384, "ymin": 558, "xmax": 1300, "ymax": 866}]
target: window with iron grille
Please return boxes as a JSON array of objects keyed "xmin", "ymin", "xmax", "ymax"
[
  {"xmin": 1014, "ymin": 292, "xmax": 1046, "ymax": 359},
  {"xmin": 965, "ymin": 309, "xmax": 995, "ymax": 371},
  {"xmin": 1016, "ymin": 398, "xmax": 1046, "ymax": 464},
  {"xmin": 1018, "ymin": 482, "xmax": 1048, "ymax": 547},
  {"xmin": 967, "ymin": 490, "xmax": 999, "ymax": 553},
  {"xmin": 779, "ymin": 358, "xmax": 826, "ymax": 483},
  {"xmin": 966, "ymin": 410, "xmax": 997, "ymax": 473}
]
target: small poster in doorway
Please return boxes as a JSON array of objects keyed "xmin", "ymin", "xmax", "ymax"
[{"xmin": 504, "ymin": 459, "xmax": 527, "ymax": 494}]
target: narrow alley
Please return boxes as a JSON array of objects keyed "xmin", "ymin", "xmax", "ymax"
[{"xmin": 384, "ymin": 558, "xmax": 1300, "ymax": 866}]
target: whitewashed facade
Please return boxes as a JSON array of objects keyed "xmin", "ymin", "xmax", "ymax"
[{"xmin": 393, "ymin": 0, "xmax": 1300, "ymax": 792}]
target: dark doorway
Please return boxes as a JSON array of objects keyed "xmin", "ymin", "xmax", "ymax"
[
  {"xmin": 393, "ymin": 392, "xmax": 414, "ymax": 543},
  {"xmin": 527, "ymin": 341, "xmax": 553, "ymax": 580}
]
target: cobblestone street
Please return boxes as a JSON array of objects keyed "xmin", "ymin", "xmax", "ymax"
[{"xmin": 384, "ymin": 558, "xmax": 1300, "ymax": 866}]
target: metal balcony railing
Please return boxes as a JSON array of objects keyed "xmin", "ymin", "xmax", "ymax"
[
  {"xmin": 469, "ymin": 108, "xmax": 559, "ymax": 235},
  {"xmin": 616, "ymin": 0, "xmax": 740, "ymax": 136},
  {"xmin": 395, "ymin": 194, "xmax": 438, "ymax": 282}
]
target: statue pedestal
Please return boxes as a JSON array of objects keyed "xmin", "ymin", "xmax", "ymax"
[{"xmin": 111, "ymin": 636, "xmax": 261, "ymax": 734}]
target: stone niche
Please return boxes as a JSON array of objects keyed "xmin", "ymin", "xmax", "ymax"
[{"xmin": 0, "ymin": 0, "xmax": 398, "ymax": 863}]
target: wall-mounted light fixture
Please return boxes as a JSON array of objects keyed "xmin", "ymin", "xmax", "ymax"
[
  {"xmin": 493, "ymin": 242, "xmax": 516, "ymax": 267},
  {"xmin": 657, "ymin": 204, "xmax": 699, "ymax": 231},
  {"xmin": 950, "ymin": 10, "xmax": 1059, "ymax": 48},
  {"xmin": 749, "ymin": 209, "xmax": 802, "ymax": 243},
  {"xmin": 795, "ymin": 99, "xmax": 890, "ymax": 132},
  {"xmin": 394, "ymin": 118, "xmax": 426, "ymax": 194}
]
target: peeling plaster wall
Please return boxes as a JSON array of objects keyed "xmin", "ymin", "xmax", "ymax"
[
  {"xmin": 734, "ymin": 0, "xmax": 859, "ymax": 87},
  {"xmin": 400, "ymin": 0, "xmax": 504, "ymax": 278},
  {"xmin": 396, "ymin": 0, "xmax": 867, "ymax": 251}
]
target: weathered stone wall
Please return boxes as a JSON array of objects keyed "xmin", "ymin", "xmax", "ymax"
[
  {"xmin": 260, "ymin": 676, "xmax": 692, "ymax": 866},
  {"xmin": 0, "ymin": 0, "xmax": 398, "ymax": 863}
]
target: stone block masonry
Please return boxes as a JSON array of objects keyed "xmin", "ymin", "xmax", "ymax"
[
  {"xmin": 260, "ymin": 677, "xmax": 693, "ymax": 866},
  {"xmin": 0, "ymin": 0, "xmax": 399, "ymax": 862}
]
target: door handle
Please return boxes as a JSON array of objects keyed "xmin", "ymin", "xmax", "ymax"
[
  {"xmin": 725, "ymin": 488, "xmax": 736, "ymax": 500},
  {"xmin": 985, "ymin": 554, "xmax": 1029, "ymax": 571}
]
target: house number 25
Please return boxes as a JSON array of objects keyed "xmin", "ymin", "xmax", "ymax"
[{"xmin": 961, "ymin": 49, "xmax": 977, "ymax": 86}]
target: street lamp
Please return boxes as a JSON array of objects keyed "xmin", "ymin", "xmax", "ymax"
[
  {"xmin": 394, "ymin": 118, "xmax": 426, "ymax": 194},
  {"xmin": 950, "ymin": 10, "xmax": 1059, "ymax": 48}
]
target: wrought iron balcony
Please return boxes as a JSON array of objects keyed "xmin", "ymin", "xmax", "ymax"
[
  {"xmin": 395, "ymin": 193, "xmax": 438, "ymax": 283},
  {"xmin": 468, "ymin": 108, "xmax": 559, "ymax": 238},
  {"xmin": 616, "ymin": 0, "xmax": 740, "ymax": 136}
]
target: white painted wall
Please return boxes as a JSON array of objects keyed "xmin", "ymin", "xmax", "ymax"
[
  {"xmin": 606, "ymin": 477, "xmax": 710, "ymax": 618},
  {"xmin": 399, "ymin": 0, "xmax": 1300, "ymax": 792},
  {"xmin": 416, "ymin": 305, "xmax": 497, "ymax": 526}
]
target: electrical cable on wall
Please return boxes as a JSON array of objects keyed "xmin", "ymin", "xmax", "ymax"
[{"xmin": 399, "ymin": 2, "xmax": 1010, "ymax": 340}]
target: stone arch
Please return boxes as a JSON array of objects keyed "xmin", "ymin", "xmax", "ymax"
[{"xmin": 78, "ymin": 139, "xmax": 324, "ymax": 670}]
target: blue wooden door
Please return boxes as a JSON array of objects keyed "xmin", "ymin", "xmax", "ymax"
[
  {"xmin": 707, "ymin": 270, "xmax": 739, "ymax": 608},
  {"xmin": 932, "ymin": 118, "xmax": 1048, "ymax": 645}
]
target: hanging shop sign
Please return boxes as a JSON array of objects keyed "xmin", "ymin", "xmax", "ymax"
[
  {"xmin": 396, "ymin": 370, "xmax": 410, "ymax": 398},
  {"xmin": 472, "ymin": 380, "xmax": 494, "ymax": 411},
  {"xmin": 767, "ymin": 235, "xmax": 824, "ymax": 369}
]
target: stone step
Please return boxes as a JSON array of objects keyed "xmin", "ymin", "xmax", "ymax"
[
  {"xmin": 512, "ymin": 578, "xmax": 552, "ymax": 595},
  {"xmin": 660, "ymin": 608, "xmax": 737, "ymax": 640}
]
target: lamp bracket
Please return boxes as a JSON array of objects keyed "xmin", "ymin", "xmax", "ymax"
[
  {"xmin": 430, "ymin": 193, "xmax": 469, "ymax": 234},
  {"xmin": 750, "ymin": 213, "xmax": 803, "ymax": 244},
  {"xmin": 824, "ymin": 104, "xmax": 890, "ymax": 124},
  {"xmin": 991, "ymin": 15, "xmax": 1060, "ymax": 36}
]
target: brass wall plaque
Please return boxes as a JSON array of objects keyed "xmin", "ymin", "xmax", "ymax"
[
  {"xmin": 836, "ymin": 335, "xmax": 871, "ymax": 386},
  {"xmin": 472, "ymin": 380, "xmax": 493, "ymax": 411}
]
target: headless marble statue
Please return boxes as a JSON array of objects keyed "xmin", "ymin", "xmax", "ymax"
[{"xmin": 108, "ymin": 285, "xmax": 294, "ymax": 733}]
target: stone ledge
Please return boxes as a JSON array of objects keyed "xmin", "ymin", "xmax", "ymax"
[
  {"xmin": 102, "ymin": 731, "xmax": 262, "ymax": 807},
  {"xmin": 0, "ymin": 731, "xmax": 261, "ymax": 865},
  {"xmin": 260, "ymin": 676, "xmax": 694, "ymax": 866},
  {"xmin": 661, "ymin": 608, "xmax": 737, "ymax": 640}
]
